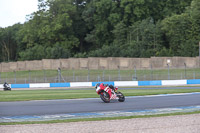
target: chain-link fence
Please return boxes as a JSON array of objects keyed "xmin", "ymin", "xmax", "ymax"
[{"xmin": 0, "ymin": 66, "xmax": 200, "ymax": 84}]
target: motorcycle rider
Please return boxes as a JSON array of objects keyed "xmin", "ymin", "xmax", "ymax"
[
  {"xmin": 109, "ymin": 85, "xmax": 118, "ymax": 92},
  {"xmin": 3, "ymin": 82, "xmax": 11, "ymax": 91},
  {"xmin": 95, "ymin": 83, "xmax": 101, "ymax": 93},
  {"xmin": 95, "ymin": 83, "xmax": 117, "ymax": 91},
  {"xmin": 95, "ymin": 83, "xmax": 118, "ymax": 96}
]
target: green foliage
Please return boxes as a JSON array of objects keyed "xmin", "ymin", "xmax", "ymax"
[
  {"xmin": 17, "ymin": 0, "xmax": 79, "ymax": 60},
  {"xmin": 19, "ymin": 45, "xmax": 45, "ymax": 60},
  {"xmin": 1, "ymin": 0, "xmax": 200, "ymax": 62},
  {"xmin": 0, "ymin": 24, "xmax": 22, "ymax": 62},
  {"xmin": 161, "ymin": 0, "xmax": 200, "ymax": 56}
]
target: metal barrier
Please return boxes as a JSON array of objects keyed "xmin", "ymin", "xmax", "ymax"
[{"xmin": 0, "ymin": 79, "xmax": 199, "ymax": 88}]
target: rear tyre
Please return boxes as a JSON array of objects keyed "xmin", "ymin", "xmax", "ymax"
[
  {"xmin": 3, "ymin": 88, "xmax": 11, "ymax": 91},
  {"xmin": 100, "ymin": 91, "xmax": 110, "ymax": 103},
  {"xmin": 117, "ymin": 92, "xmax": 125, "ymax": 102}
]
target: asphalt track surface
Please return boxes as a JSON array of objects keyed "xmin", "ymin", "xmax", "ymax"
[{"xmin": 0, "ymin": 91, "xmax": 200, "ymax": 117}]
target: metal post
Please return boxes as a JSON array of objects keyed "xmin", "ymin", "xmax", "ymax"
[
  {"xmin": 6, "ymin": 73, "xmax": 7, "ymax": 82},
  {"xmin": 43, "ymin": 69, "xmax": 46, "ymax": 83},
  {"xmin": 167, "ymin": 64, "xmax": 170, "ymax": 80},
  {"xmin": 199, "ymin": 42, "xmax": 200, "ymax": 67},
  {"xmin": 151, "ymin": 64, "xmax": 153, "ymax": 80},
  {"xmin": 144, "ymin": 74, "xmax": 146, "ymax": 80},
  {"xmin": 184, "ymin": 63, "xmax": 186, "ymax": 79},
  {"xmin": 97, "ymin": 75, "xmax": 100, "ymax": 82},
  {"xmin": 88, "ymin": 68, "xmax": 90, "ymax": 82},
  {"xmin": 29, "ymin": 70, "xmax": 31, "ymax": 83},
  {"xmin": 134, "ymin": 65, "xmax": 137, "ymax": 80},
  {"xmin": 58, "ymin": 68, "xmax": 61, "ymax": 83},
  {"xmin": 73, "ymin": 68, "xmax": 75, "ymax": 82},
  {"xmin": 102, "ymin": 68, "xmax": 105, "ymax": 81},
  {"xmin": 118, "ymin": 66, "xmax": 120, "ymax": 81},
  {"xmin": 14, "ymin": 70, "xmax": 16, "ymax": 84}
]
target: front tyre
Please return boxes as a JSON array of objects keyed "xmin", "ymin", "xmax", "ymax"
[
  {"xmin": 117, "ymin": 92, "xmax": 125, "ymax": 102},
  {"xmin": 100, "ymin": 91, "xmax": 110, "ymax": 103}
]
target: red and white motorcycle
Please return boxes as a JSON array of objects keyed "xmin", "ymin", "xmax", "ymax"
[{"xmin": 96, "ymin": 83, "xmax": 125, "ymax": 103}]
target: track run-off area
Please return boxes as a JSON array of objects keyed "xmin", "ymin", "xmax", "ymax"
[{"xmin": 0, "ymin": 86, "xmax": 200, "ymax": 123}]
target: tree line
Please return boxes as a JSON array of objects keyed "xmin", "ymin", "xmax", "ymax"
[{"xmin": 0, "ymin": 0, "xmax": 200, "ymax": 62}]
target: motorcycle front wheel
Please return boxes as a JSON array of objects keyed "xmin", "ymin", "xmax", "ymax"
[{"xmin": 100, "ymin": 91, "xmax": 110, "ymax": 103}]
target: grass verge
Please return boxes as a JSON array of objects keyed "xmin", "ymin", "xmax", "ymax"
[
  {"xmin": 1, "ymin": 111, "xmax": 200, "ymax": 125},
  {"xmin": 1, "ymin": 88, "xmax": 200, "ymax": 102}
]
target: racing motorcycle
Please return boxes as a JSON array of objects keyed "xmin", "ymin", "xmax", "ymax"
[
  {"xmin": 3, "ymin": 82, "xmax": 11, "ymax": 91},
  {"xmin": 96, "ymin": 83, "xmax": 125, "ymax": 103}
]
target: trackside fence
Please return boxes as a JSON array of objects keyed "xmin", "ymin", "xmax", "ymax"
[{"xmin": 0, "ymin": 68, "xmax": 200, "ymax": 84}]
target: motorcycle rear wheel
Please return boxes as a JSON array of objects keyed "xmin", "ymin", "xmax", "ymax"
[
  {"xmin": 117, "ymin": 92, "xmax": 125, "ymax": 102},
  {"xmin": 3, "ymin": 88, "xmax": 11, "ymax": 91},
  {"xmin": 100, "ymin": 91, "xmax": 110, "ymax": 103}
]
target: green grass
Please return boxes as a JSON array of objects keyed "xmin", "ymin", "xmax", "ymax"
[
  {"xmin": 0, "ymin": 89, "xmax": 96, "ymax": 102},
  {"xmin": 1, "ymin": 88, "xmax": 200, "ymax": 102},
  {"xmin": 0, "ymin": 68, "xmax": 198, "ymax": 77},
  {"xmin": 1, "ymin": 111, "xmax": 200, "ymax": 125}
]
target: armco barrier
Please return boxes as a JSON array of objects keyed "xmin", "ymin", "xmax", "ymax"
[
  {"xmin": 50, "ymin": 83, "xmax": 70, "ymax": 87},
  {"xmin": 138, "ymin": 80, "xmax": 162, "ymax": 86},
  {"xmin": 30, "ymin": 83, "xmax": 50, "ymax": 88},
  {"xmin": 92, "ymin": 81, "xmax": 114, "ymax": 87},
  {"xmin": 70, "ymin": 82, "xmax": 92, "ymax": 87},
  {"xmin": 162, "ymin": 80, "xmax": 187, "ymax": 86},
  {"xmin": 187, "ymin": 79, "xmax": 200, "ymax": 84},
  {"xmin": 114, "ymin": 81, "xmax": 138, "ymax": 87},
  {"xmin": 0, "ymin": 79, "xmax": 199, "ymax": 89},
  {"xmin": 11, "ymin": 84, "xmax": 30, "ymax": 88}
]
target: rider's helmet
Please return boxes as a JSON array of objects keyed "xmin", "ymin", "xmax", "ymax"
[
  {"xmin": 109, "ymin": 85, "xmax": 114, "ymax": 90},
  {"xmin": 95, "ymin": 83, "xmax": 100, "ymax": 89},
  {"xmin": 104, "ymin": 84, "xmax": 108, "ymax": 87},
  {"xmin": 3, "ymin": 82, "xmax": 8, "ymax": 88}
]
